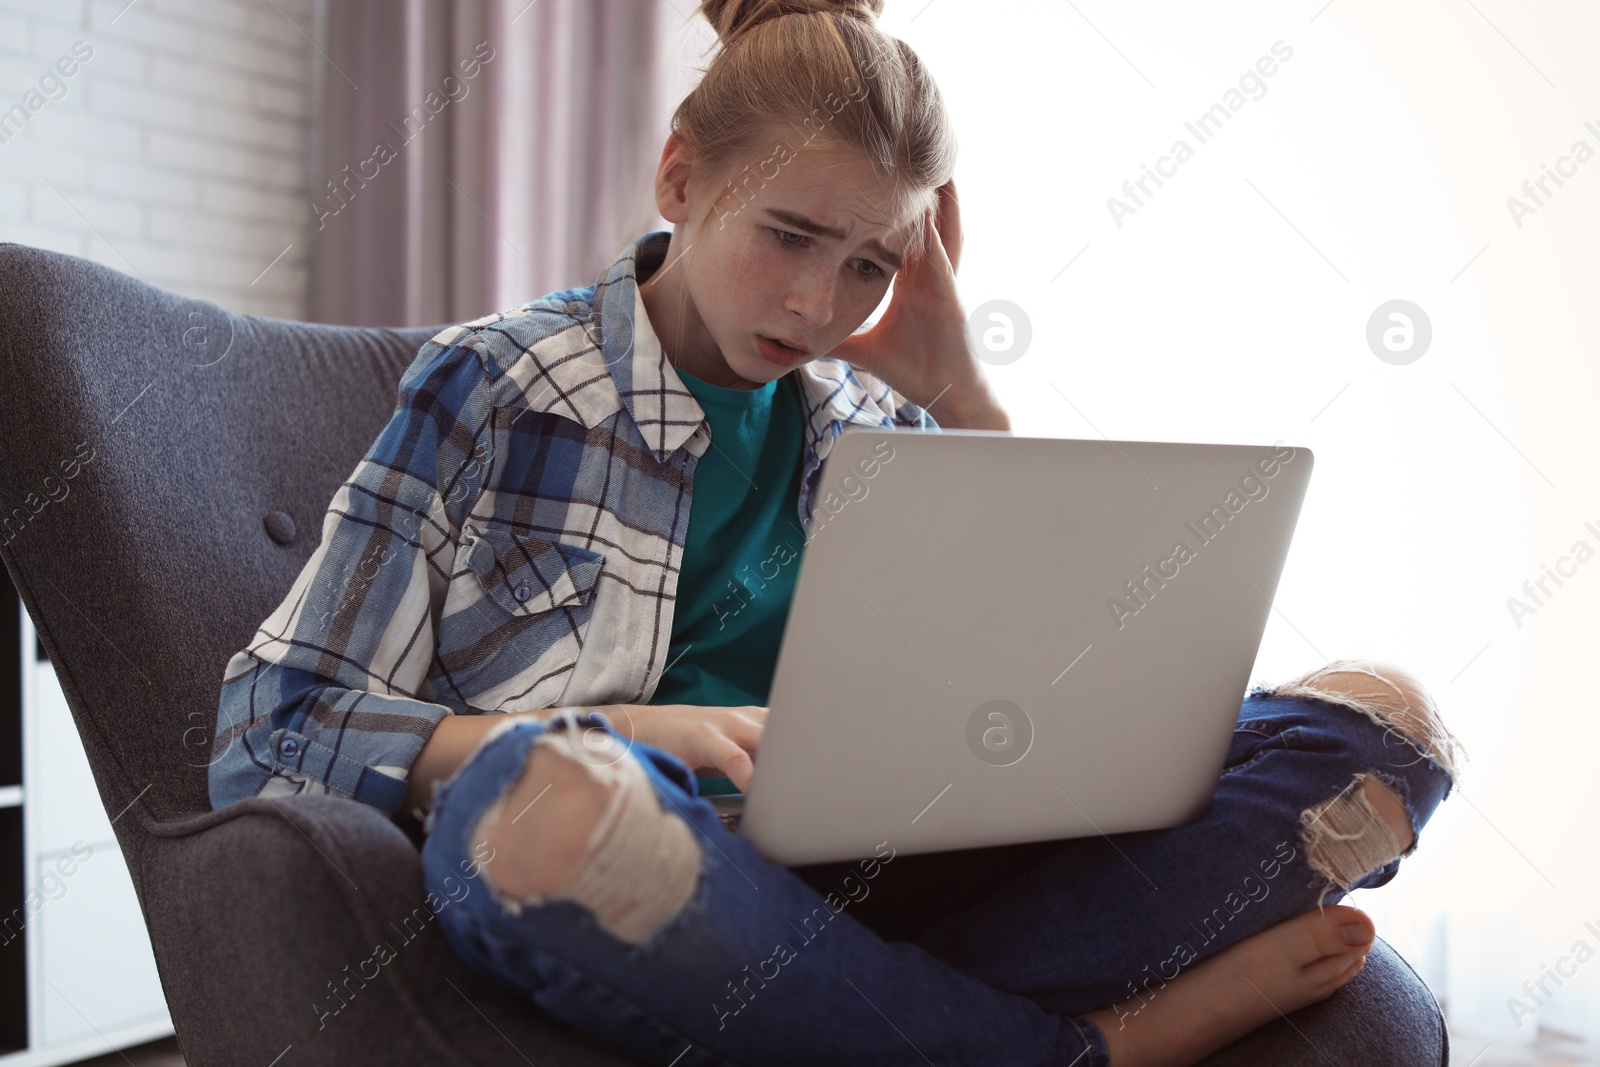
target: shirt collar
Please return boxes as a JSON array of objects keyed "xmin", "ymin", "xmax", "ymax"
[{"xmin": 591, "ymin": 231, "xmax": 905, "ymax": 467}]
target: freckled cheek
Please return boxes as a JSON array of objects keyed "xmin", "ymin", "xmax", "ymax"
[
  {"xmin": 740, "ymin": 266, "xmax": 791, "ymax": 314},
  {"xmin": 699, "ymin": 257, "xmax": 769, "ymax": 321},
  {"xmin": 839, "ymin": 286, "xmax": 883, "ymax": 328}
]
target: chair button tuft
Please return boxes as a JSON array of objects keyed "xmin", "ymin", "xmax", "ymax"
[{"xmin": 264, "ymin": 511, "xmax": 297, "ymax": 546}]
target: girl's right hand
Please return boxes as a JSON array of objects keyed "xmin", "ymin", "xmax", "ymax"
[{"xmin": 604, "ymin": 704, "xmax": 767, "ymax": 793}]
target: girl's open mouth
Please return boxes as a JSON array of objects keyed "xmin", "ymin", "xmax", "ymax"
[{"xmin": 757, "ymin": 335, "xmax": 808, "ymax": 366}]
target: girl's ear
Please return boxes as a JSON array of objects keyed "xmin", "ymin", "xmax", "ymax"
[{"xmin": 653, "ymin": 131, "xmax": 697, "ymax": 225}]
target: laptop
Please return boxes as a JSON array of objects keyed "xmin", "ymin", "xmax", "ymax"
[{"xmin": 721, "ymin": 426, "xmax": 1314, "ymax": 866}]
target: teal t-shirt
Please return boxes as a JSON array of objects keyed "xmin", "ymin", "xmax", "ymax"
[{"xmin": 647, "ymin": 367, "xmax": 808, "ymax": 794}]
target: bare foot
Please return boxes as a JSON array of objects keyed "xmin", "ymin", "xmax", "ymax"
[{"xmin": 1083, "ymin": 905, "xmax": 1375, "ymax": 1066}]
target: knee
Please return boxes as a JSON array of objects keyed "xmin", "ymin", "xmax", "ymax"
[
  {"xmin": 1292, "ymin": 659, "xmax": 1440, "ymax": 741},
  {"xmin": 468, "ymin": 728, "xmax": 703, "ymax": 946},
  {"xmin": 1269, "ymin": 657, "xmax": 1462, "ymax": 778},
  {"xmin": 471, "ymin": 736, "xmax": 620, "ymax": 900}
]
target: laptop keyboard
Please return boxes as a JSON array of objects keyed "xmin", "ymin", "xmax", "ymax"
[{"xmin": 709, "ymin": 795, "xmax": 745, "ymax": 832}]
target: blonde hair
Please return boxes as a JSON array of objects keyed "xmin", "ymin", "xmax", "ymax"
[{"xmin": 673, "ymin": 0, "xmax": 957, "ymax": 254}]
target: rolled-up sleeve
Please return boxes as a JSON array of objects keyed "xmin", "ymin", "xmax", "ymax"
[
  {"xmin": 889, "ymin": 392, "xmax": 940, "ymax": 431},
  {"xmin": 209, "ymin": 331, "xmax": 501, "ymax": 815}
]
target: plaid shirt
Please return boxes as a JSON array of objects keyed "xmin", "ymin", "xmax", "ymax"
[{"xmin": 209, "ymin": 230, "xmax": 938, "ymax": 816}]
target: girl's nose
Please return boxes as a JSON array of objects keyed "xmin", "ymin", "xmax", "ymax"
[{"xmin": 785, "ymin": 265, "xmax": 837, "ymax": 328}]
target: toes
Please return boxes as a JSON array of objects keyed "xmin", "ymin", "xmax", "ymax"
[
  {"xmin": 1303, "ymin": 904, "xmax": 1374, "ymax": 961},
  {"xmin": 1302, "ymin": 949, "xmax": 1367, "ymax": 987}
]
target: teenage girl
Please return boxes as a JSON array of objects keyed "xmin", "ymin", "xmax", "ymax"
[{"xmin": 211, "ymin": 1, "xmax": 1460, "ymax": 1063}]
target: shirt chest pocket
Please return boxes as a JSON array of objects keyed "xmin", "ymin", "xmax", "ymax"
[{"xmin": 432, "ymin": 524, "xmax": 607, "ymax": 712}]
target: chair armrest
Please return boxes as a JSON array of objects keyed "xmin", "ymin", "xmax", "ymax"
[
  {"xmin": 1197, "ymin": 935, "xmax": 1446, "ymax": 1065},
  {"xmin": 134, "ymin": 794, "xmax": 635, "ymax": 1067}
]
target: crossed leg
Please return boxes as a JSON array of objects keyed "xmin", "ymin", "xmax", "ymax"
[
  {"xmin": 1075, "ymin": 658, "xmax": 1463, "ymax": 1063},
  {"xmin": 908, "ymin": 657, "xmax": 1460, "ymax": 1017},
  {"xmin": 451, "ymin": 661, "xmax": 1460, "ymax": 1066}
]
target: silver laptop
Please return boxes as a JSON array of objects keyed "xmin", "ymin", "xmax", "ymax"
[{"xmin": 722, "ymin": 426, "xmax": 1314, "ymax": 866}]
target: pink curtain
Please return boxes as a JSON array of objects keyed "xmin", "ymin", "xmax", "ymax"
[{"xmin": 308, "ymin": 0, "xmax": 699, "ymax": 327}]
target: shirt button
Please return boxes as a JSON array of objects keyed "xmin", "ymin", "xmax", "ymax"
[
  {"xmin": 280, "ymin": 737, "xmax": 299, "ymax": 757},
  {"xmin": 513, "ymin": 583, "xmax": 532, "ymax": 603}
]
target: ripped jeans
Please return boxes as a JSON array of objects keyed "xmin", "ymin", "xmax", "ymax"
[{"xmin": 417, "ymin": 669, "xmax": 1457, "ymax": 1067}]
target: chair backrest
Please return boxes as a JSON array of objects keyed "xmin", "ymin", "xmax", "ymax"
[{"xmin": 0, "ymin": 243, "xmax": 448, "ymax": 826}]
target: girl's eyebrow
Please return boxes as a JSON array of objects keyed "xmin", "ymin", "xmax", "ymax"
[{"xmin": 763, "ymin": 207, "xmax": 905, "ymax": 270}]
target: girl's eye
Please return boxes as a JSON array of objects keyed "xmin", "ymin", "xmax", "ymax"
[{"xmin": 772, "ymin": 228, "xmax": 886, "ymax": 281}]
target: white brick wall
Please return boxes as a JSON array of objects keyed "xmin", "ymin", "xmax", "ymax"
[{"xmin": 0, "ymin": 0, "xmax": 317, "ymax": 318}]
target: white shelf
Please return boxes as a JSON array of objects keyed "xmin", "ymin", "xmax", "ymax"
[
  {"xmin": 3, "ymin": 599, "xmax": 173, "ymax": 1064},
  {"xmin": 0, "ymin": 1019, "xmax": 174, "ymax": 1067}
]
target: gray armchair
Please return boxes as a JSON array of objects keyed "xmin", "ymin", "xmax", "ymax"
[{"xmin": 0, "ymin": 242, "xmax": 1448, "ymax": 1066}]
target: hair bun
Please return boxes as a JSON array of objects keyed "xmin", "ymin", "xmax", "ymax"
[{"xmin": 698, "ymin": 0, "xmax": 883, "ymax": 43}]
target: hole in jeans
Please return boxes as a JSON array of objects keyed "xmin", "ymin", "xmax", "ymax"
[
  {"xmin": 471, "ymin": 731, "xmax": 703, "ymax": 946},
  {"xmin": 1299, "ymin": 772, "xmax": 1412, "ymax": 907}
]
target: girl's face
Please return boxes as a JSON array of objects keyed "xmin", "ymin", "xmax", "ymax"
[{"xmin": 649, "ymin": 133, "xmax": 920, "ymax": 389}]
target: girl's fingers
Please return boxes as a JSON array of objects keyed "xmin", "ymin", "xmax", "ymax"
[
  {"xmin": 936, "ymin": 179, "xmax": 962, "ymax": 272},
  {"xmin": 723, "ymin": 712, "xmax": 764, "ymax": 754},
  {"xmin": 919, "ymin": 205, "xmax": 956, "ymax": 284},
  {"xmin": 714, "ymin": 740, "xmax": 756, "ymax": 793}
]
